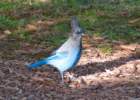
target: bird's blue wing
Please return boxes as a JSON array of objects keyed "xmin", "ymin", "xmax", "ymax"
[
  {"xmin": 26, "ymin": 51, "xmax": 68, "ymax": 69},
  {"xmin": 46, "ymin": 51, "xmax": 68, "ymax": 61}
]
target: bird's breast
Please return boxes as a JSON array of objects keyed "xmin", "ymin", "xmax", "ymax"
[{"xmin": 48, "ymin": 47, "xmax": 81, "ymax": 72}]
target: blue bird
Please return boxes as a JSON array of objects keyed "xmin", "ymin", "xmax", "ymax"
[{"xmin": 26, "ymin": 17, "xmax": 84, "ymax": 83}]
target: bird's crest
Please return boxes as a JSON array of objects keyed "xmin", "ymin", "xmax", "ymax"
[{"xmin": 71, "ymin": 16, "xmax": 80, "ymax": 33}]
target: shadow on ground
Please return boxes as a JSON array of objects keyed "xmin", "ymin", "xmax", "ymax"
[{"xmin": 73, "ymin": 54, "xmax": 139, "ymax": 76}]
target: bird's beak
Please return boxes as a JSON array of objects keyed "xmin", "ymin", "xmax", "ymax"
[
  {"xmin": 81, "ymin": 31, "xmax": 85, "ymax": 36},
  {"xmin": 82, "ymin": 33, "xmax": 86, "ymax": 36},
  {"xmin": 81, "ymin": 29, "xmax": 85, "ymax": 36}
]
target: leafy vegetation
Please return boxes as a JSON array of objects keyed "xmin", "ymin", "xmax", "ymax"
[
  {"xmin": 98, "ymin": 44, "xmax": 113, "ymax": 55},
  {"xmin": 0, "ymin": 0, "xmax": 140, "ymax": 48}
]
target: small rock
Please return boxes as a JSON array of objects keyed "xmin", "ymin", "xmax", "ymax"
[
  {"xmin": 26, "ymin": 24, "xmax": 37, "ymax": 32},
  {"xmin": 126, "ymin": 63, "xmax": 136, "ymax": 74},
  {"xmin": 4, "ymin": 30, "xmax": 11, "ymax": 34}
]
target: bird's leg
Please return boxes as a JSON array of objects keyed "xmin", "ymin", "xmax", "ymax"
[
  {"xmin": 60, "ymin": 71, "xmax": 64, "ymax": 84},
  {"xmin": 65, "ymin": 72, "xmax": 76, "ymax": 82}
]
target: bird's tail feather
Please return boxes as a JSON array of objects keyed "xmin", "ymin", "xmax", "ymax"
[{"xmin": 26, "ymin": 59, "xmax": 47, "ymax": 70}]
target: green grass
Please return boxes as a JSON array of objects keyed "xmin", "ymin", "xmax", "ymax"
[
  {"xmin": 46, "ymin": 34, "xmax": 67, "ymax": 47},
  {"xmin": 98, "ymin": 44, "xmax": 113, "ymax": 55},
  {"xmin": 0, "ymin": 15, "xmax": 27, "ymax": 30},
  {"xmin": 0, "ymin": 16, "xmax": 19, "ymax": 30},
  {"xmin": 51, "ymin": 22, "xmax": 70, "ymax": 33},
  {"xmin": 0, "ymin": 2, "xmax": 16, "ymax": 11},
  {"xmin": 0, "ymin": 0, "xmax": 140, "ymax": 45}
]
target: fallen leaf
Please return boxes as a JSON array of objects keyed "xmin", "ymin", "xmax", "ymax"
[{"xmin": 26, "ymin": 24, "xmax": 37, "ymax": 32}]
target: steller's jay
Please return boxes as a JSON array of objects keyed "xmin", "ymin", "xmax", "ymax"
[{"xmin": 26, "ymin": 17, "xmax": 84, "ymax": 83}]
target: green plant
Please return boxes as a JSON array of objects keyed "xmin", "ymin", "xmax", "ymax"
[
  {"xmin": 0, "ymin": 16, "xmax": 18, "ymax": 30},
  {"xmin": 98, "ymin": 44, "xmax": 113, "ymax": 55}
]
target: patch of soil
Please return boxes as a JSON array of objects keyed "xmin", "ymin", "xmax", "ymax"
[{"xmin": 0, "ymin": 37, "xmax": 140, "ymax": 100}]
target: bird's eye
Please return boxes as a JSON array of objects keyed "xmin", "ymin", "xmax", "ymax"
[{"xmin": 76, "ymin": 28, "xmax": 81, "ymax": 34}]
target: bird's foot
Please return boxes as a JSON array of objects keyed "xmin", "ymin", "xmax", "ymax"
[{"xmin": 65, "ymin": 72, "xmax": 76, "ymax": 82}]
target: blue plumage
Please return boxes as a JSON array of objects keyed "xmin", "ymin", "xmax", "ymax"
[{"xmin": 26, "ymin": 17, "xmax": 84, "ymax": 83}]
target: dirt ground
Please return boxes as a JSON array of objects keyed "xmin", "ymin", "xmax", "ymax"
[{"xmin": 0, "ymin": 36, "xmax": 140, "ymax": 100}]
